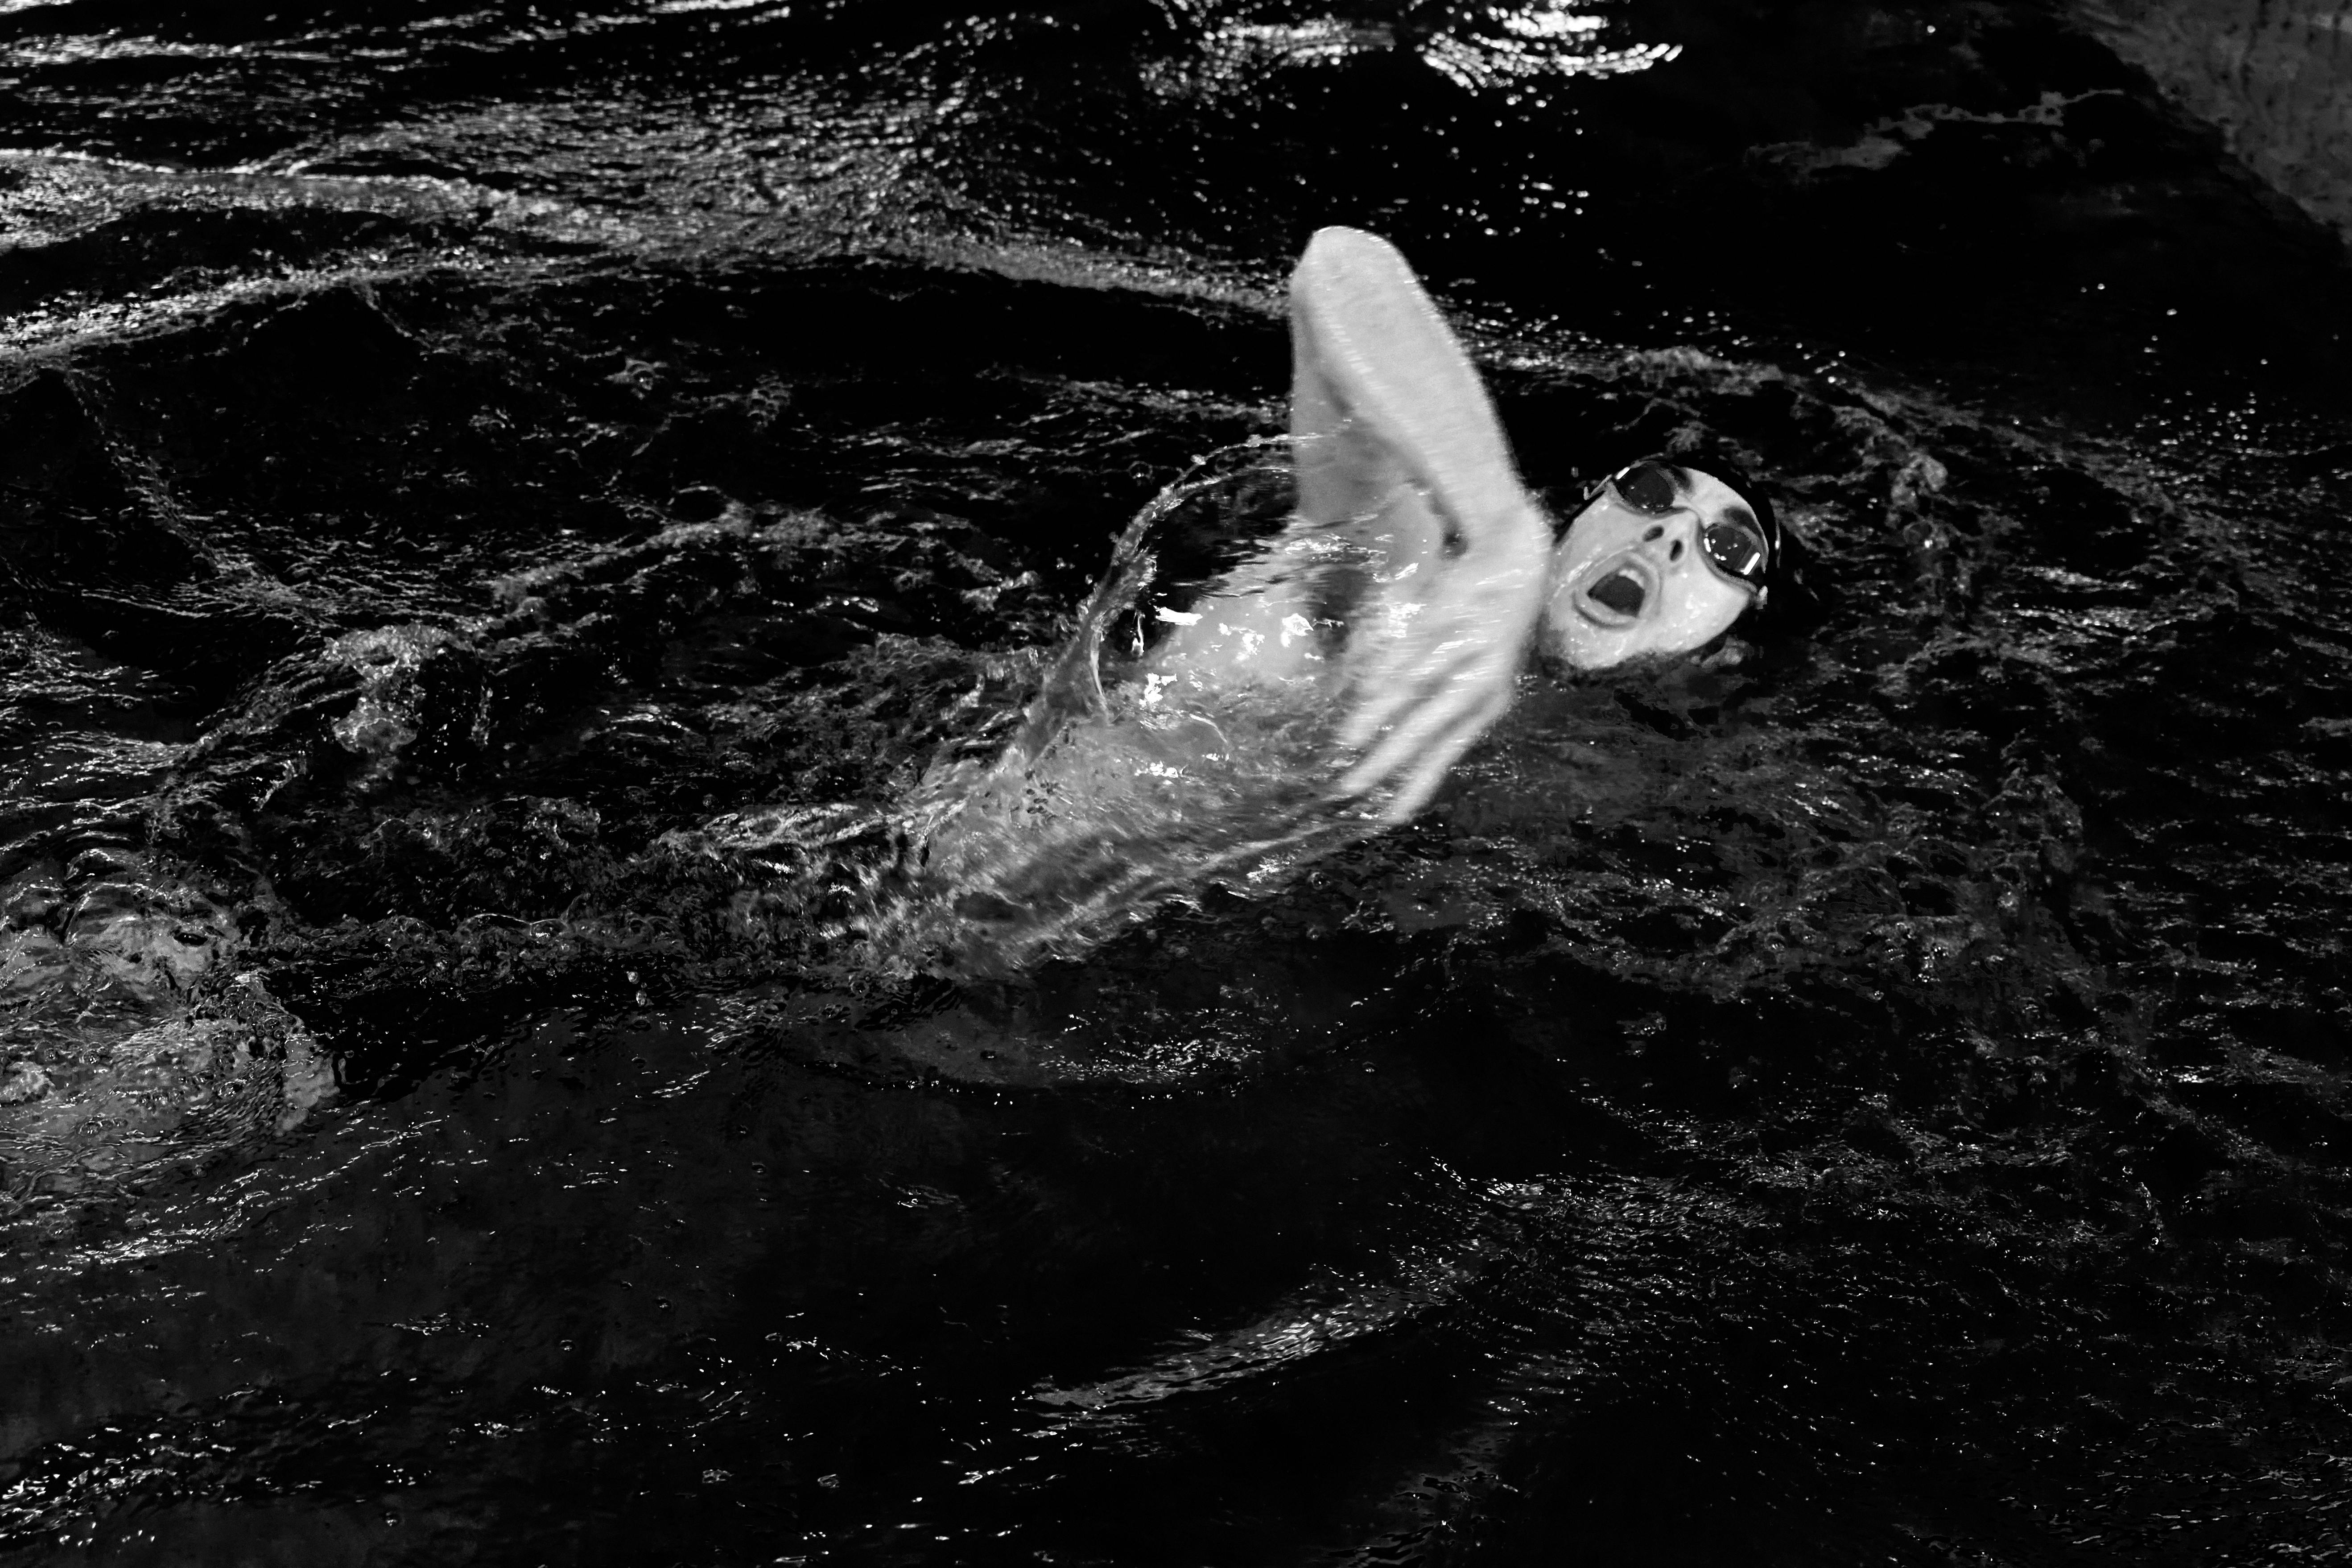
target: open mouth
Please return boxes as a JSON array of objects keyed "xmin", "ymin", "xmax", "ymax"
[{"xmin": 1573, "ymin": 551, "xmax": 1656, "ymax": 627}]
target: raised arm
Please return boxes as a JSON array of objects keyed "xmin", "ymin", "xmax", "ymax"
[{"xmin": 1288, "ymin": 227, "xmax": 1552, "ymax": 820}]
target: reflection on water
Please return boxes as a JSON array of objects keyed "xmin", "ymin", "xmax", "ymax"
[
  {"xmin": 0, "ymin": 0, "xmax": 2349, "ymax": 1562},
  {"xmin": 1196, "ymin": 2, "xmax": 1681, "ymax": 93}
]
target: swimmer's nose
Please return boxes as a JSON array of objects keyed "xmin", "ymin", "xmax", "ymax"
[{"xmin": 1640, "ymin": 514, "xmax": 1696, "ymax": 565}]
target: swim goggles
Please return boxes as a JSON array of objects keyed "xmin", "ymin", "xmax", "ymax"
[{"xmin": 1584, "ymin": 457, "xmax": 1776, "ymax": 599}]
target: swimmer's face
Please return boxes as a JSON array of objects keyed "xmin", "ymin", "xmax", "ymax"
[{"xmin": 1541, "ymin": 461, "xmax": 1769, "ymax": 671}]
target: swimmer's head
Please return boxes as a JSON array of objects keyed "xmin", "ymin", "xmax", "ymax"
[{"xmin": 1541, "ymin": 456, "xmax": 1778, "ymax": 672}]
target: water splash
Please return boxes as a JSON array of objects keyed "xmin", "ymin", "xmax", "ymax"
[{"xmin": 328, "ymin": 625, "xmax": 462, "ymax": 788}]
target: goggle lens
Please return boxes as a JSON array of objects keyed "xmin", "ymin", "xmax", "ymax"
[
  {"xmin": 1702, "ymin": 515, "xmax": 1769, "ymax": 587},
  {"xmin": 1613, "ymin": 460, "xmax": 1678, "ymax": 514}
]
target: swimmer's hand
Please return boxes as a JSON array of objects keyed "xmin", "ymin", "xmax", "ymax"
[
  {"xmin": 1333, "ymin": 492, "xmax": 1548, "ymax": 820},
  {"xmin": 1287, "ymin": 227, "xmax": 1551, "ymax": 822}
]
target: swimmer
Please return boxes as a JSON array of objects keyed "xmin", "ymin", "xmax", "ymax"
[
  {"xmin": 886, "ymin": 226, "xmax": 1788, "ymax": 968},
  {"xmin": 1139, "ymin": 224, "xmax": 1784, "ymax": 821}
]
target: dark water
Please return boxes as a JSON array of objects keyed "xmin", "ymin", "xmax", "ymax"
[{"xmin": 3, "ymin": 1, "xmax": 2352, "ymax": 1563}]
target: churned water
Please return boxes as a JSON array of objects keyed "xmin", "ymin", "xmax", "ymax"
[{"xmin": 2, "ymin": 0, "xmax": 2352, "ymax": 1563}]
